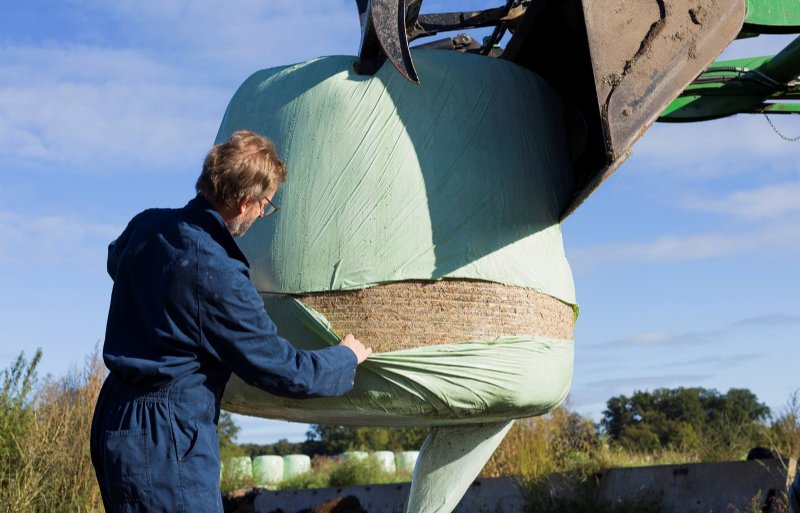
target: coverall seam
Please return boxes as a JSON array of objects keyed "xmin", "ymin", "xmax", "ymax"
[
  {"xmin": 196, "ymin": 232, "xmax": 203, "ymax": 351},
  {"xmin": 165, "ymin": 384, "xmax": 188, "ymax": 513}
]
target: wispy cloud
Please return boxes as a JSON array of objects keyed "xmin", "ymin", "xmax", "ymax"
[
  {"xmin": 0, "ymin": 45, "xmax": 224, "ymax": 174},
  {"xmin": 731, "ymin": 314, "xmax": 800, "ymax": 327},
  {"xmin": 0, "ymin": 1, "xmax": 363, "ymax": 176},
  {"xmin": 682, "ymin": 182, "xmax": 800, "ymax": 221},
  {"xmin": 648, "ymin": 352, "xmax": 766, "ymax": 371},
  {"xmin": 570, "ymin": 220, "xmax": 800, "ymax": 271},
  {"xmin": 586, "ymin": 313, "xmax": 798, "ymax": 350},
  {"xmin": 584, "ymin": 374, "xmax": 712, "ymax": 390},
  {"xmin": 0, "ymin": 211, "xmax": 119, "ymax": 268},
  {"xmin": 80, "ymin": 0, "xmax": 358, "ymax": 75},
  {"xmin": 587, "ymin": 327, "xmax": 728, "ymax": 349},
  {"xmin": 632, "ymin": 110, "xmax": 800, "ymax": 179}
]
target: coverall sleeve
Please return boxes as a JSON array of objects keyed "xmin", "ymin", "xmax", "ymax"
[
  {"xmin": 198, "ymin": 254, "xmax": 357, "ymax": 399},
  {"xmin": 107, "ymin": 229, "xmax": 131, "ymax": 281}
]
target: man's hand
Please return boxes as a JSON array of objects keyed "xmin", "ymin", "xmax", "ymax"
[{"xmin": 339, "ymin": 333, "xmax": 372, "ymax": 364}]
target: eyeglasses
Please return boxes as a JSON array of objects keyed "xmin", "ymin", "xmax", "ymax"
[{"xmin": 261, "ymin": 196, "xmax": 279, "ymax": 217}]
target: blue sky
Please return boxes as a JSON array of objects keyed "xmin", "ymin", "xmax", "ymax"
[{"xmin": 1, "ymin": 1, "xmax": 798, "ymax": 444}]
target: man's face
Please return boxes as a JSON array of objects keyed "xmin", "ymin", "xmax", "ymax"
[{"xmin": 226, "ymin": 190, "xmax": 277, "ymax": 238}]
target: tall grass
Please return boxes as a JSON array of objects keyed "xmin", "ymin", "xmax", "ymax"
[
  {"xmin": 0, "ymin": 349, "xmax": 104, "ymax": 513},
  {"xmin": 767, "ymin": 391, "xmax": 800, "ymax": 458}
]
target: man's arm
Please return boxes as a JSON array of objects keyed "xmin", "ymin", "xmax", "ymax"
[{"xmin": 199, "ymin": 259, "xmax": 368, "ymax": 399}]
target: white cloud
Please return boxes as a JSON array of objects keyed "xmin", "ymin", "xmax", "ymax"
[
  {"xmin": 732, "ymin": 314, "xmax": 800, "ymax": 327},
  {"xmin": 0, "ymin": 46, "xmax": 224, "ymax": 174},
  {"xmin": 632, "ymin": 117, "xmax": 800, "ymax": 178},
  {"xmin": 585, "ymin": 313, "xmax": 798, "ymax": 352},
  {"xmin": 0, "ymin": 211, "xmax": 120, "ymax": 268},
  {"xmin": 648, "ymin": 352, "xmax": 766, "ymax": 371},
  {"xmin": 570, "ymin": 220, "xmax": 800, "ymax": 270},
  {"xmin": 682, "ymin": 182, "xmax": 800, "ymax": 221},
  {"xmin": 587, "ymin": 327, "xmax": 727, "ymax": 349},
  {"xmin": 0, "ymin": 45, "xmax": 182, "ymax": 85},
  {"xmin": 79, "ymin": 0, "xmax": 358, "ymax": 73},
  {"xmin": 584, "ymin": 374, "xmax": 712, "ymax": 390},
  {"xmin": 0, "ymin": 1, "xmax": 360, "ymax": 175},
  {"xmin": 628, "ymin": 33, "xmax": 800, "ymax": 178}
]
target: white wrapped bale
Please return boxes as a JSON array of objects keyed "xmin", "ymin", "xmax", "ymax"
[
  {"xmin": 372, "ymin": 451, "xmax": 396, "ymax": 473},
  {"xmin": 226, "ymin": 456, "xmax": 252, "ymax": 482},
  {"xmin": 253, "ymin": 455, "xmax": 284, "ymax": 487},
  {"xmin": 283, "ymin": 454, "xmax": 311, "ymax": 479},
  {"xmin": 341, "ymin": 451, "xmax": 368, "ymax": 462},
  {"xmin": 396, "ymin": 451, "xmax": 419, "ymax": 474}
]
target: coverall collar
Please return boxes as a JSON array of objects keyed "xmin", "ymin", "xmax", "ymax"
[{"xmin": 186, "ymin": 194, "xmax": 251, "ymax": 268}]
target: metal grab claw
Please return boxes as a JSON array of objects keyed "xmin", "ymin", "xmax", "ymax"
[{"xmin": 356, "ymin": 0, "xmax": 419, "ymax": 82}]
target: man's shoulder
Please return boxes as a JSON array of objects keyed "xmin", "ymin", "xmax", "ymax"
[{"xmin": 126, "ymin": 206, "xmax": 177, "ymax": 231}]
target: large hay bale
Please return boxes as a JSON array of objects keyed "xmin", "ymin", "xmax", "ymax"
[{"xmin": 298, "ymin": 279, "xmax": 573, "ymax": 353}]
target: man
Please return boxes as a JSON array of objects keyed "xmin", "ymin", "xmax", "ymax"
[{"xmin": 90, "ymin": 130, "xmax": 371, "ymax": 513}]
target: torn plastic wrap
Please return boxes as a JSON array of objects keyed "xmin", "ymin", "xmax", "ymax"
[{"xmin": 222, "ymin": 296, "xmax": 573, "ymax": 425}]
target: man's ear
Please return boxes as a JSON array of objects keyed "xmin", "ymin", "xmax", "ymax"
[{"xmin": 237, "ymin": 198, "xmax": 250, "ymax": 216}]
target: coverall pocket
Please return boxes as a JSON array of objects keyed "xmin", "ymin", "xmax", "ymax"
[
  {"xmin": 103, "ymin": 429, "xmax": 152, "ymax": 505},
  {"xmin": 172, "ymin": 416, "xmax": 202, "ymax": 462}
]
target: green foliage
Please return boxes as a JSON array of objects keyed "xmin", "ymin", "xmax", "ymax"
[
  {"xmin": 327, "ymin": 456, "xmax": 396, "ymax": 487},
  {"xmin": 765, "ymin": 390, "xmax": 800, "ymax": 458},
  {"xmin": 601, "ymin": 387, "xmax": 770, "ymax": 459},
  {"xmin": 0, "ymin": 349, "xmax": 105, "ymax": 513},
  {"xmin": 304, "ymin": 424, "xmax": 427, "ymax": 455},
  {"xmin": 619, "ymin": 425, "xmax": 662, "ymax": 453},
  {"xmin": 0, "ymin": 350, "xmax": 41, "ymax": 485},
  {"xmin": 217, "ymin": 411, "xmax": 245, "ymax": 461},
  {"xmin": 219, "ymin": 457, "xmax": 254, "ymax": 493},
  {"xmin": 277, "ymin": 468, "xmax": 330, "ymax": 490},
  {"xmin": 240, "ymin": 439, "xmax": 305, "ymax": 458}
]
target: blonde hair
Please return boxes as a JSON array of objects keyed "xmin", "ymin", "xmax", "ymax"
[{"xmin": 196, "ymin": 130, "xmax": 287, "ymax": 208}]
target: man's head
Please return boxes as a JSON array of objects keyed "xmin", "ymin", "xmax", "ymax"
[{"xmin": 196, "ymin": 130, "xmax": 287, "ymax": 236}]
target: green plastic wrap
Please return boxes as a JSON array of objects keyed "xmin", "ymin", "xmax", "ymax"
[
  {"xmin": 221, "ymin": 296, "xmax": 572, "ymax": 426},
  {"xmin": 407, "ymin": 422, "xmax": 514, "ymax": 513},
  {"xmin": 217, "ymin": 49, "xmax": 576, "ymax": 304}
]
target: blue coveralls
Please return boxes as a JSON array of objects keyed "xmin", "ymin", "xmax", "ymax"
[{"xmin": 90, "ymin": 195, "xmax": 357, "ymax": 513}]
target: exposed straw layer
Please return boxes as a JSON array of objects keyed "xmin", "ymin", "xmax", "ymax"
[{"xmin": 296, "ymin": 279, "xmax": 574, "ymax": 352}]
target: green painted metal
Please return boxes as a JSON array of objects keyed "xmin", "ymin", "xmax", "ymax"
[
  {"xmin": 758, "ymin": 102, "xmax": 800, "ymax": 113},
  {"xmin": 745, "ymin": 0, "xmax": 800, "ymax": 32},
  {"xmin": 659, "ymin": 35, "xmax": 800, "ymax": 122}
]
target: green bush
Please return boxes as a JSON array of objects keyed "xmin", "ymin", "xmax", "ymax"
[
  {"xmin": 328, "ymin": 456, "xmax": 396, "ymax": 487},
  {"xmin": 0, "ymin": 349, "xmax": 104, "ymax": 513}
]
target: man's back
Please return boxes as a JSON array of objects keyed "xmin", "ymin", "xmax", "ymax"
[{"xmin": 103, "ymin": 197, "xmax": 242, "ymax": 393}]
